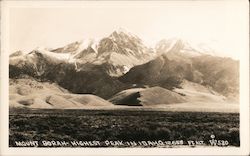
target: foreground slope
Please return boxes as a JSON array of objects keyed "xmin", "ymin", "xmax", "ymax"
[
  {"xmin": 174, "ymin": 80, "xmax": 226, "ymax": 103},
  {"xmin": 109, "ymin": 87, "xmax": 186, "ymax": 106},
  {"xmin": 9, "ymin": 78, "xmax": 113, "ymax": 109},
  {"xmin": 109, "ymin": 80, "xmax": 238, "ymax": 112}
]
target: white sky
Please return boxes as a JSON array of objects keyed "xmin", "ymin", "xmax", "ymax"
[{"xmin": 9, "ymin": 1, "xmax": 248, "ymax": 59}]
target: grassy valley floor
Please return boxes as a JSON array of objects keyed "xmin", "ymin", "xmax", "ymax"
[{"xmin": 9, "ymin": 108, "xmax": 239, "ymax": 147}]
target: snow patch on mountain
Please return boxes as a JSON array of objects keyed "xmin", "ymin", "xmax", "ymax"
[
  {"xmin": 156, "ymin": 38, "xmax": 217, "ymax": 58},
  {"xmin": 10, "ymin": 29, "xmax": 225, "ymax": 78},
  {"xmin": 32, "ymin": 47, "xmax": 71, "ymax": 60}
]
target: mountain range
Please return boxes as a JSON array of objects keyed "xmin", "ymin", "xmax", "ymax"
[{"xmin": 9, "ymin": 29, "xmax": 239, "ymax": 109}]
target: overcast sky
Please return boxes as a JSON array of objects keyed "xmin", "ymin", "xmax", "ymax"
[{"xmin": 9, "ymin": 1, "xmax": 248, "ymax": 59}]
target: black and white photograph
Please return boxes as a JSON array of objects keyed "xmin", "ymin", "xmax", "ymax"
[{"xmin": 0, "ymin": 0, "xmax": 249, "ymax": 155}]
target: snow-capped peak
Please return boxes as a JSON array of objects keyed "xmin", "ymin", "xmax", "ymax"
[
  {"xmin": 113, "ymin": 27, "xmax": 134, "ymax": 36},
  {"xmin": 27, "ymin": 47, "xmax": 71, "ymax": 61},
  {"xmin": 156, "ymin": 38, "xmax": 216, "ymax": 57},
  {"xmin": 110, "ymin": 28, "xmax": 140, "ymax": 41},
  {"xmin": 116, "ymin": 27, "xmax": 130, "ymax": 34},
  {"xmin": 77, "ymin": 38, "xmax": 99, "ymax": 53},
  {"xmin": 9, "ymin": 50, "xmax": 24, "ymax": 57}
]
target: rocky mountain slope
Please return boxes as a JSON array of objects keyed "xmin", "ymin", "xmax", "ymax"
[
  {"xmin": 9, "ymin": 29, "xmax": 239, "ymax": 109},
  {"xmin": 9, "ymin": 29, "xmax": 157, "ymax": 98},
  {"xmin": 10, "ymin": 28, "xmax": 155, "ymax": 77},
  {"xmin": 120, "ymin": 39, "xmax": 239, "ymax": 100}
]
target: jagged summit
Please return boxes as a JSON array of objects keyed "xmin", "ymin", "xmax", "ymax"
[
  {"xmin": 109, "ymin": 28, "xmax": 140, "ymax": 40},
  {"xmin": 10, "ymin": 29, "xmax": 228, "ymax": 78},
  {"xmin": 10, "ymin": 50, "xmax": 23, "ymax": 57},
  {"xmin": 50, "ymin": 39, "xmax": 99, "ymax": 54},
  {"xmin": 10, "ymin": 29, "xmax": 156, "ymax": 77},
  {"xmin": 115, "ymin": 27, "xmax": 130, "ymax": 34},
  {"xmin": 156, "ymin": 38, "xmax": 216, "ymax": 58},
  {"xmin": 112, "ymin": 27, "xmax": 133, "ymax": 35}
]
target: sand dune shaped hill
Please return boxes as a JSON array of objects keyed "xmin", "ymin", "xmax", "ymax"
[
  {"xmin": 109, "ymin": 86, "xmax": 186, "ymax": 106},
  {"xmin": 9, "ymin": 78, "xmax": 113, "ymax": 109}
]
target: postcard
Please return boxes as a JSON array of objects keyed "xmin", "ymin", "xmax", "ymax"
[{"xmin": 0, "ymin": 0, "xmax": 249, "ymax": 155}]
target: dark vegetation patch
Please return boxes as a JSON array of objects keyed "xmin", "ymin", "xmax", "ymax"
[{"xmin": 9, "ymin": 108, "xmax": 239, "ymax": 147}]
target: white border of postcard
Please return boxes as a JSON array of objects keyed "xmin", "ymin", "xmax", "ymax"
[{"xmin": 1, "ymin": 0, "xmax": 249, "ymax": 155}]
